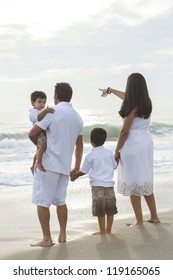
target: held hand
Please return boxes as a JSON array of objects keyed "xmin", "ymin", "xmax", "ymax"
[
  {"xmin": 70, "ymin": 168, "xmax": 79, "ymax": 181},
  {"xmin": 98, "ymin": 88, "xmax": 109, "ymax": 97},
  {"xmin": 70, "ymin": 174, "xmax": 78, "ymax": 181}
]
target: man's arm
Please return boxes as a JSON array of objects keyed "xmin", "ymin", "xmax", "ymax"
[
  {"xmin": 70, "ymin": 135, "xmax": 83, "ymax": 177},
  {"xmin": 28, "ymin": 124, "xmax": 43, "ymax": 145},
  {"xmin": 74, "ymin": 135, "xmax": 83, "ymax": 170}
]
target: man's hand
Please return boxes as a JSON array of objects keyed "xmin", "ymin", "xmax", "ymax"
[{"xmin": 70, "ymin": 168, "xmax": 79, "ymax": 181}]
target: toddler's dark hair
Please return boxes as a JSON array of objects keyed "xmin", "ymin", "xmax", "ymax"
[
  {"xmin": 31, "ymin": 91, "xmax": 47, "ymax": 103},
  {"xmin": 90, "ymin": 128, "xmax": 107, "ymax": 146}
]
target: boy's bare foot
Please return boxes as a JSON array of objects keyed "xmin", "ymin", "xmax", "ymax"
[
  {"xmin": 30, "ymin": 240, "xmax": 55, "ymax": 247},
  {"xmin": 58, "ymin": 239, "xmax": 66, "ymax": 243},
  {"xmin": 58, "ymin": 233, "xmax": 66, "ymax": 243},
  {"xmin": 106, "ymin": 230, "xmax": 112, "ymax": 234},
  {"xmin": 92, "ymin": 231, "xmax": 106, "ymax": 235},
  {"xmin": 37, "ymin": 162, "xmax": 46, "ymax": 172}
]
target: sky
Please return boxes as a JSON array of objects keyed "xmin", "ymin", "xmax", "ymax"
[{"xmin": 0, "ymin": 0, "xmax": 173, "ymax": 113}]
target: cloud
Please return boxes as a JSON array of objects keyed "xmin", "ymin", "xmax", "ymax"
[
  {"xmin": 0, "ymin": 0, "xmax": 115, "ymax": 39},
  {"xmin": 0, "ymin": 24, "xmax": 31, "ymax": 52},
  {"xmin": 0, "ymin": 76, "xmax": 30, "ymax": 84},
  {"xmin": 0, "ymin": 52, "xmax": 20, "ymax": 60},
  {"xmin": 0, "ymin": 0, "xmax": 173, "ymax": 111},
  {"xmin": 107, "ymin": 0, "xmax": 173, "ymax": 26},
  {"xmin": 156, "ymin": 49, "xmax": 173, "ymax": 55}
]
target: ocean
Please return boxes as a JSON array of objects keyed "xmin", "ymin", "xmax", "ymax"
[{"xmin": 0, "ymin": 106, "xmax": 173, "ymax": 218}]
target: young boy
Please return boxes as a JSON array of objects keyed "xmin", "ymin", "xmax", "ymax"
[
  {"xmin": 29, "ymin": 91, "xmax": 54, "ymax": 174},
  {"xmin": 70, "ymin": 127, "xmax": 118, "ymax": 235}
]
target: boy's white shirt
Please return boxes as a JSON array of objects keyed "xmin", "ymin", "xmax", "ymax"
[{"xmin": 81, "ymin": 146, "xmax": 117, "ymax": 187}]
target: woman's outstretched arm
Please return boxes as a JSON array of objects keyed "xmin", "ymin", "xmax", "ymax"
[{"xmin": 99, "ymin": 87, "xmax": 125, "ymax": 100}]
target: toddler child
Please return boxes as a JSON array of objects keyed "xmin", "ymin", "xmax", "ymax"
[{"xmin": 29, "ymin": 91, "xmax": 54, "ymax": 174}]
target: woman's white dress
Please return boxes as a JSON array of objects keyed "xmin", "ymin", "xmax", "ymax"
[{"xmin": 117, "ymin": 117, "xmax": 153, "ymax": 196}]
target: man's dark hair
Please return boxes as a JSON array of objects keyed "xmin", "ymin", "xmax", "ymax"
[
  {"xmin": 90, "ymin": 128, "xmax": 107, "ymax": 146},
  {"xmin": 54, "ymin": 82, "xmax": 72, "ymax": 102},
  {"xmin": 30, "ymin": 91, "xmax": 47, "ymax": 103}
]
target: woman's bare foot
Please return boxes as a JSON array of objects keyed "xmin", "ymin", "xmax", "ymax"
[
  {"xmin": 127, "ymin": 223, "xmax": 144, "ymax": 228},
  {"xmin": 37, "ymin": 162, "xmax": 46, "ymax": 172},
  {"xmin": 145, "ymin": 218, "xmax": 160, "ymax": 223},
  {"xmin": 30, "ymin": 240, "xmax": 54, "ymax": 247}
]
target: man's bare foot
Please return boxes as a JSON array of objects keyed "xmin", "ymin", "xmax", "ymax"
[
  {"xmin": 92, "ymin": 231, "xmax": 106, "ymax": 235},
  {"xmin": 37, "ymin": 162, "xmax": 46, "ymax": 172},
  {"xmin": 144, "ymin": 218, "xmax": 160, "ymax": 223},
  {"xmin": 30, "ymin": 240, "xmax": 55, "ymax": 247}
]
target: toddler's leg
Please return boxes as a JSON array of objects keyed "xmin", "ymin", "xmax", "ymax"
[{"xmin": 37, "ymin": 141, "xmax": 46, "ymax": 172}]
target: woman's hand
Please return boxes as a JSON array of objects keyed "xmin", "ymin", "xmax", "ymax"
[
  {"xmin": 98, "ymin": 88, "xmax": 109, "ymax": 97},
  {"xmin": 115, "ymin": 150, "xmax": 120, "ymax": 163}
]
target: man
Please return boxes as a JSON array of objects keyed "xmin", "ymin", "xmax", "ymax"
[{"xmin": 28, "ymin": 82, "xmax": 83, "ymax": 247}]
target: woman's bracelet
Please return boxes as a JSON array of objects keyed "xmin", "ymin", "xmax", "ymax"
[{"xmin": 107, "ymin": 87, "xmax": 111, "ymax": 94}]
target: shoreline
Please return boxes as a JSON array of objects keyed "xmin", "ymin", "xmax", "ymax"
[{"xmin": 0, "ymin": 186, "xmax": 173, "ymax": 260}]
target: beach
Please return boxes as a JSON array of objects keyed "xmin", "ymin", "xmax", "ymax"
[
  {"xmin": 0, "ymin": 108, "xmax": 173, "ymax": 261},
  {"xmin": 0, "ymin": 185, "xmax": 172, "ymax": 260}
]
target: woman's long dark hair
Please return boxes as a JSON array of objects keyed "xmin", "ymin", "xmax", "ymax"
[{"xmin": 119, "ymin": 73, "xmax": 152, "ymax": 119}]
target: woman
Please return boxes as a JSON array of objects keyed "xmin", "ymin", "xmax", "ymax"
[{"xmin": 100, "ymin": 73, "xmax": 160, "ymax": 228}]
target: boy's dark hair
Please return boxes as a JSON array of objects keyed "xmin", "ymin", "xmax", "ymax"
[
  {"xmin": 90, "ymin": 128, "xmax": 107, "ymax": 146},
  {"xmin": 30, "ymin": 91, "xmax": 47, "ymax": 103},
  {"xmin": 54, "ymin": 82, "xmax": 72, "ymax": 102}
]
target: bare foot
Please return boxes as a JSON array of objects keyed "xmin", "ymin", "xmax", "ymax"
[
  {"xmin": 30, "ymin": 240, "xmax": 55, "ymax": 247},
  {"xmin": 92, "ymin": 231, "xmax": 106, "ymax": 235},
  {"xmin": 37, "ymin": 162, "xmax": 46, "ymax": 172},
  {"xmin": 145, "ymin": 218, "xmax": 160, "ymax": 223},
  {"xmin": 127, "ymin": 223, "xmax": 144, "ymax": 228},
  {"xmin": 58, "ymin": 234, "xmax": 66, "ymax": 243},
  {"xmin": 58, "ymin": 239, "xmax": 66, "ymax": 243},
  {"xmin": 106, "ymin": 230, "xmax": 112, "ymax": 234}
]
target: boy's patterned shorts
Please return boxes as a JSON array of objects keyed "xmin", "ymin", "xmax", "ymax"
[{"xmin": 92, "ymin": 186, "xmax": 118, "ymax": 217}]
